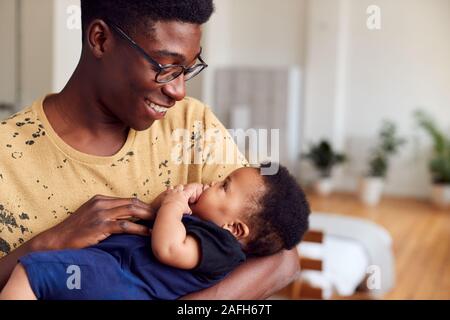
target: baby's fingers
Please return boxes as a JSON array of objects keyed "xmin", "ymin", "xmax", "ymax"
[{"xmin": 184, "ymin": 184, "xmax": 205, "ymax": 203}]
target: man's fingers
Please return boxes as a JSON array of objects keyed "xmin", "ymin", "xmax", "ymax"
[
  {"xmin": 104, "ymin": 204, "xmax": 154, "ymax": 220},
  {"xmin": 91, "ymin": 195, "xmax": 151, "ymax": 211},
  {"xmin": 90, "ymin": 194, "xmax": 117, "ymax": 200},
  {"xmin": 105, "ymin": 220, "xmax": 151, "ymax": 237}
]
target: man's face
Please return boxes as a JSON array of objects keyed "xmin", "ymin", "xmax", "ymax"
[{"xmin": 98, "ymin": 21, "xmax": 202, "ymax": 131}]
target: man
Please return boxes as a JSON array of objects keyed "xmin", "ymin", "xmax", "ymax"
[{"xmin": 0, "ymin": 0, "xmax": 298, "ymax": 299}]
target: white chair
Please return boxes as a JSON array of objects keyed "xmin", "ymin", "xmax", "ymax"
[{"xmin": 291, "ymin": 212, "xmax": 395, "ymax": 299}]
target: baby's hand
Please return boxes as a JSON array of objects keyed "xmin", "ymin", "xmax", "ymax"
[
  {"xmin": 182, "ymin": 183, "xmax": 210, "ymax": 204},
  {"xmin": 150, "ymin": 189, "xmax": 171, "ymax": 213},
  {"xmin": 160, "ymin": 185, "xmax": 194, "ymax": 215}
]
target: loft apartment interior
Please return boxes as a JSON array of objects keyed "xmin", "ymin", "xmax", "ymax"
[{"xmin": 0, "ymin": 0, "xmax": 449, "ymax": 300}]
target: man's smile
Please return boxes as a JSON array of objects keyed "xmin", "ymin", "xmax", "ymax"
[{"xmin": 144, "ymin": 98, "xmax": 172, "ymax": 116}]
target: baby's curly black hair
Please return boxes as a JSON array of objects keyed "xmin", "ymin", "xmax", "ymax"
[
  {"xmin": 245, "ymin": 163, "xmax": 310, "ymax": 257},
  {"xmin": 80, "ymin": 0, "xmax": 215, "ymax": 40}
]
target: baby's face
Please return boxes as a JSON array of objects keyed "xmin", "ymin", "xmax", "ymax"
[{"xmin": 190, "ymin": 167, "xmax": 266, "ymax": 229}]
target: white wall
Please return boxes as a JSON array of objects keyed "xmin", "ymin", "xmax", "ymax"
[
  {"xmin": 302, "ymin": 0, "xmax": 450, "ymax": 197},
  {"xmin": 227, "ymin": 0, "xmax": 306, "ymax": 67},
  {"xmin": 200, "ymin": 0, "xmax": 307, "ymax": 106},
  {"xmin": 199, "ymin": 0, "xmax": 234, "ymax": 105},
  {"xmin": 20, "ymin": 0, "xmax": 54, "ymax": 107},
  {"xmin": 53, "ymin": 0, "xmax": 81, "ymax": 93},
  {"xmin": 0, "ymin": 0, "xmax": 81, "ymax": 110},
  {"xmin": 302, "ymin": 0, "xmax": 345, "ymax": 148},
  {"xmin": 0, "ymin": 0, "xmax": 17, "ymax": 106}
]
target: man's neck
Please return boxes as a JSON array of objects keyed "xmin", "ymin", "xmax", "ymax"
[{"xmin": 43, "ymin": 65, "xmax": 130, "ymax": 157}]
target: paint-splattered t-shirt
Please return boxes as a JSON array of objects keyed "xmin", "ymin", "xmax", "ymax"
[{"xmin": 0, "ymin": 96, "xmax": 247, "ymax": 258}]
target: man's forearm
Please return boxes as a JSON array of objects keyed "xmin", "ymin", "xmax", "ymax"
[{"xmin": 182, "ymin": 248, "xmax": 299, "ymax": 300}]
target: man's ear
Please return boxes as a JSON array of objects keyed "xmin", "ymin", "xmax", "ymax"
[
  {"xmin": 223, "ymin": 220, "xmax": 249, "ymax": 240},
  {"xmin": 87, "ymin": 19, "xmax": 111, "ymax": 58}
]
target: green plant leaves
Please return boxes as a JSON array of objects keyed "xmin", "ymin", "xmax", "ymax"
[
  {"xmin": 415, "ymin": 110, "xmax": 450, "ymax": 184},
  {"xmin": 302, "ymin": 140, "xmax": 347, "ymax": 178},
  {"xmin": 367, "ymin": 120, "xmax": 405, "ymax": 178}
]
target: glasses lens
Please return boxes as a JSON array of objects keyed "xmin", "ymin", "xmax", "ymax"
[
  {"xmin": 157, "ymin": 66, "xmax": 184, "ymax": 83},
  {"xmin": 184, "ymin": 64, "xmax": 207, "ymax": 81}
]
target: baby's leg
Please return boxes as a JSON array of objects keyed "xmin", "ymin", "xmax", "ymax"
[{"xmin": 0, "ymin": 263, "xmax": 37, "ymax": 300}]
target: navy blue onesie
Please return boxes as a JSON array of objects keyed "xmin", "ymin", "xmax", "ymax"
[{"xmin": 19, "ymin": 216, "xmax": 246, "ymax": 300}]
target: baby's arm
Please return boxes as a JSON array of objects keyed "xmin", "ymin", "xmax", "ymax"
[
  {"xmin": 0, "ymin": 263, "xmax": 37, "ymax": 300},
  {"xmin": 151, "ymin": 185, "xmax": 202, "ymax": 270}
]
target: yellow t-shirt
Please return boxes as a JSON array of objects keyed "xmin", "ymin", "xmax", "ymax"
[{"xmin": 0, "ymin": 96, "xmax": 247, "ymax": 258}]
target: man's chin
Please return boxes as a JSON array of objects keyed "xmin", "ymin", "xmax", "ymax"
[{"xmin": 130, "ymin": 120, "xmax": 156, "ymax": 132}]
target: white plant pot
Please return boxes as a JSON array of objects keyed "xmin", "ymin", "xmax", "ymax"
[
  {"xmin": 431, "ymin": 184, "xmax": 450, "ymax": 209},
  {"xmin": 313, "ymin": 178, "xmax": 334, "ymax": 196},
  {"xmin": 359, "ymin": 177, "xmax": 384, "ymax": 206}
]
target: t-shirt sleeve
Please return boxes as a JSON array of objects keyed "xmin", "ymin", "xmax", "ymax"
[
  {"xmin": 200, "ymin": 107, "xmax": 248, "ymax": 184},
  {"xmin": 183, "ymin": 217, "xmax": 246, "ymax": 279}
]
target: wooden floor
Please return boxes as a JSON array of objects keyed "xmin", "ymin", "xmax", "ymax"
[{"xmin": 304, "ymin": 191, "xmax": 450, "ymax": 300}]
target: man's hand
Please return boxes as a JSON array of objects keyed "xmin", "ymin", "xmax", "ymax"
[
  {"xmin": 0, "ymin": 195, "xmax": 154, "ymax": 290},
  {"xmin": 32, "ymin": 195, "xmax": 154, "ymax": 251}
]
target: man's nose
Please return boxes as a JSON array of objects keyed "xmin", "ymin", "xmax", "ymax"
[{"xmin": 161, "ymin": 75, "xmax": 186, "ymax": 101}]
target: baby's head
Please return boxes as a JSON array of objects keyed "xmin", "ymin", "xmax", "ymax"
[{"xmin": 190, "ymin": 163, "xmax": 310, "ymax": 256}]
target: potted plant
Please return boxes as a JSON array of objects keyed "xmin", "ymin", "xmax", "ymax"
[
  {"xmin": 303, "ymin": 140, "xmax": 346, "ymax": 196},
  {"xmin": 359, "ymin": 121, "xmax": 405, "ymax": 206},
  {"xmin": 415, "ymin": 111, "xmax": 450, "ymax": 208}
]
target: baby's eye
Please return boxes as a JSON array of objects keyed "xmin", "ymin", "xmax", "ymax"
[{"xmin": 222, "ymin": 180, "xmax": 228, "ymax": 191}]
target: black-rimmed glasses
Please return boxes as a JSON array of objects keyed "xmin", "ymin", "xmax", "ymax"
[{"xmin": 107, "ymin": 21, "xmax": 208, "ymax": 84}]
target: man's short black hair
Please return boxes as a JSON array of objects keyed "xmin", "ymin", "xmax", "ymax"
[
  {"xmin": 80, "ymin": 0, "xmax": 215, "ymax": 40},
  {"xmin": 245, "ymin": 163, "xmax": 311, "ymax": 257}
]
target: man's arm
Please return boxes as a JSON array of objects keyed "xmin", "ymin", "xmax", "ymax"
[
  {"xmin": 182, "ymin": 248, "xmax": 299, "ymax": 300},
  {"xmin": 0, "ymin": 195, "xmax": 154, "ymax": 291}
]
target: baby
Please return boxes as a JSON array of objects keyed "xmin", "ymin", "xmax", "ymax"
[{"xmin": 0, "ymin": 163, "xmax": 310, "ymax": 300}]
